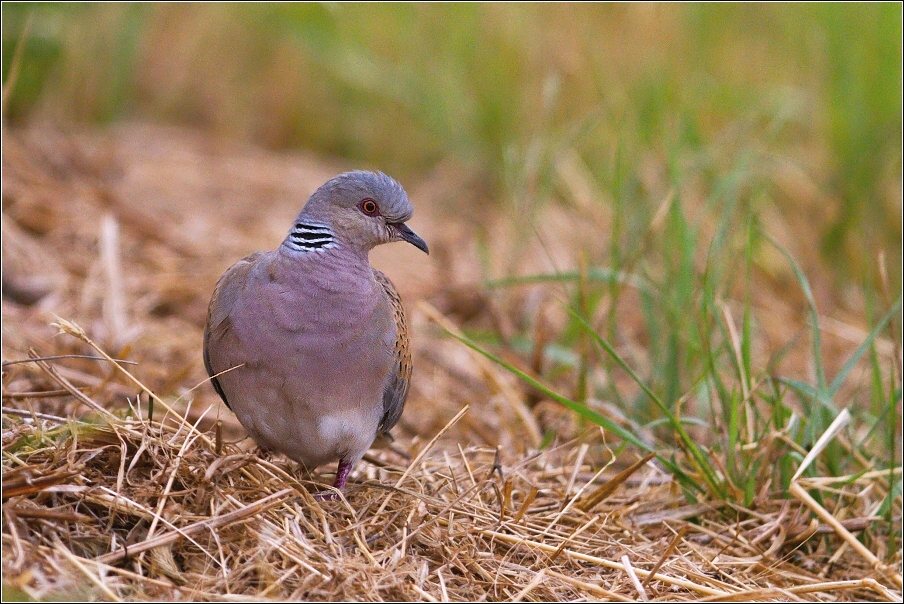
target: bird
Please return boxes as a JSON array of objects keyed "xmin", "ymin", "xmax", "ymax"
[{"xmin": 203, "ymin": 171, "xmax": 428, "ymax": 496}]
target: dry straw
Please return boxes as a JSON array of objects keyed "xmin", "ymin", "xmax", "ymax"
[{"xmin": 3, "ymin": 324, "xmax": 899, "ymax": 601}]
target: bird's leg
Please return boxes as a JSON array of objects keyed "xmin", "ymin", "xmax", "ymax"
[
  {"xmin": 333, "ymin": 458, "xmax": 353, "ymax": 490},
  {"xmin": 311, "ymin": 458, "xmax": 353, "ymax": 502}
]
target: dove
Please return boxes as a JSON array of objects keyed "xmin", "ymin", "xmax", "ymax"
[{"xmin": 204, "ymin": 171, "xmax": 428, "ymax": 495}]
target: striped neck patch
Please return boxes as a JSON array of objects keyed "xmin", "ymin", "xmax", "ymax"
[{"xmin": 284, "ymin": 222, "xmax": 337, "ymax": 252}]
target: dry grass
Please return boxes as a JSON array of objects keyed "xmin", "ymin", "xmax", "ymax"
[{"xmin": 2, "ymin": 125, "xmax": 901, "ymax": 601}]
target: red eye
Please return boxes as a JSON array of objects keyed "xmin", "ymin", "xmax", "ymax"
[{"xmin": 359, "ymin": 198, "xmax": 379, "ymax": 216}]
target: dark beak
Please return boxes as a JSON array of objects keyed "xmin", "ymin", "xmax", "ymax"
[{"xmin": 392, "ymin": 223, "xmax": 429, "ymax": 254}]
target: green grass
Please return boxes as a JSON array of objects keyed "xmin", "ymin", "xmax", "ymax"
[{"xmin": 472, "ymin": 198, "xmax": 901, "ymax": 502}]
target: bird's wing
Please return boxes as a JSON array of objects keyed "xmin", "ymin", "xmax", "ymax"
[
  {"xmin": 372, "ymin": 269, "xmax": 412, "ymax": 435},
  {"xmin": 203, "ymin": 252, "xmax": 267, "ymax": 410}
]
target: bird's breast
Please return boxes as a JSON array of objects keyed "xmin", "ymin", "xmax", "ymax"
[{"xmin": 232, "ymin": 254, "xmax": 396, "ymax": 394}]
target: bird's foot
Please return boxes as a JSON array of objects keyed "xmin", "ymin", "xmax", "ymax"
[
  {"xmin": 310, "ymin": 458, "xmax": 354, "ymax": 502},
  {"xmin": 312, "ymin": 489, "xmax": 340, "ymax": 502}
]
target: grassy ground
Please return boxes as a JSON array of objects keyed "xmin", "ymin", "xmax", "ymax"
[{"xmin": 2, "ymin": 4, "xmax": 902, "ymax": 601}]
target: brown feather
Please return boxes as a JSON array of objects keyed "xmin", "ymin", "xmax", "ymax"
[{"xmin": 373, "ymin": 269, "xmax": 411, "ymax": 435}]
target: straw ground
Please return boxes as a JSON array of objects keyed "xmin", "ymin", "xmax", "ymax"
[{"xmin": 3, "ymin": 125, "xmax": 900, "ymax": 601}]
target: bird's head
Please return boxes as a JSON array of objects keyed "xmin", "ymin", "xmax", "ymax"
[{"xmin": 285, "ymin": 171, "xmax": 428, "ymax": 256}]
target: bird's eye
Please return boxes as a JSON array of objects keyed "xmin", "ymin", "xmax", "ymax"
[{"xmin": 359, "ymin": 198, "xmax": 380, "ymax": 216}]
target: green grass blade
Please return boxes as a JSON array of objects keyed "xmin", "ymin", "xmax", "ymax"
[
  {"xmin": 441, "ymin": 326, "xmax": 704, "ymax": 493},
  {"xmin": 564, "ymin": 306, "xmax": 726, "ymax": 498},
  {"xmin": 765, "ymin": 234, "xmax": 828, "ymax": 393},
  {"xmin": 484, "ymin": 268, "xmax": 653, "ymax": 293},
  {"xmin": 827, "ymin": 294, "xmax": 902, "ymax": 397}
]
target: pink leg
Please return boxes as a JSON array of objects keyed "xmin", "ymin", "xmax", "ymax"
[{"xmin": 333, "ymin": 458, "xmax": 353, "ymax": 490}]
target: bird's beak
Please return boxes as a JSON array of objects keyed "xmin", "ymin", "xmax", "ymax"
[{"xmin": 392, "ymin": 223, "xmax": 429, "ymax": 254}]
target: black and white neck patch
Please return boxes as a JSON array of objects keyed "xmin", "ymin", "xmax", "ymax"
[{"xmin": 285, "ymin": 222, "xmax": 337, "ymax": 252}]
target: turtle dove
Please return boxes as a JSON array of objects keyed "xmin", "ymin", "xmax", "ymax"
[{"xmin": 204, "ymin": 171, "xmax": 428, "ymax": 494}]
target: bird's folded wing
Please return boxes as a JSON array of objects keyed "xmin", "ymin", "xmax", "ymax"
[
  {"xmin": 203, "ymin": 252, "xmax": 267, "ymax": 409},
  {"xmin": 373, "ymin": 269, "xmax": 412, "ymax": 435}
]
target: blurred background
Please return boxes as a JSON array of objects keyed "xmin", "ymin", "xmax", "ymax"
[
  {"xmin": 3, "ymin": 3, "xmax": 900, "ymax": 277},
  {"xmin": 2, "ymin": 4, "xmax": 901, "ymax": 484}
]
